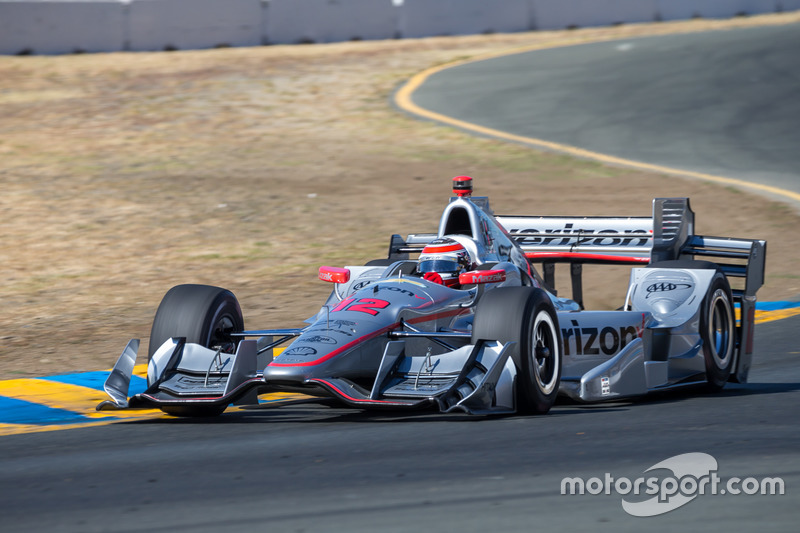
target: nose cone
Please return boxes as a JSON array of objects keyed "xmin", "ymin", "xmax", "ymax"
[
  {"xmin": 262, "ymin": 359, "xmax": 314, "ymax": 382},
  {"xmin": 263, "ymin": 315, "xmax": 385, "ymax": 382},
  {"xmin": 261, "ymin": 278, "xmax": 465, "ymax": 384}
]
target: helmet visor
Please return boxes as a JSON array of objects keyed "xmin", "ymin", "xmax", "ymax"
[{"xmin": 418, "ymin": 259, "xmax": 461, "ymax": 274}]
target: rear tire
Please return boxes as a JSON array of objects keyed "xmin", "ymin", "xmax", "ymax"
[
  {"xmin": 647, "ymin": 260, "xmax": 735, "ymax": 391},
  {"xmin": 148, "ymin": 284, "xmax": 244, "ymax": 359},
  {"xmin": 472, "ymin": 287, "xmax": 562, "ymax": 414},
  {"xmin": 701, "ymin": 273, "xmax": 735, "ymax": 392}
]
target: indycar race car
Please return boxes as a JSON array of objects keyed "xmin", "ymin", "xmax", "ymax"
[{"xmin": 98, "ymin": 176, "xmax": 766, "ymax": 417}]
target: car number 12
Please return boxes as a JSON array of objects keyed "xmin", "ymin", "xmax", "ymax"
[{"xmin": 331, "ymin": 297, "xmax": 391, "ymax": 316}]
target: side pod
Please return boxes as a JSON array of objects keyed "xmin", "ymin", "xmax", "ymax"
[{"xmin": 560, "ymin": 338, "xmax": 646, "ymax": 402}]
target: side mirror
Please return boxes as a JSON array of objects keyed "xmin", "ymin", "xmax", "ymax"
[
  {"xmin": 459, "ymin": 269, "xmax": 506, "ymax": 285},
  {"xmin": 319, "ymin": 266, "xmax": 350, "ymax": 284}
]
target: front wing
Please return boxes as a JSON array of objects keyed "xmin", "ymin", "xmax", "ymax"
[{"xmin": 98, "ymin": 336, "xmax": 519, "ymax": 415}]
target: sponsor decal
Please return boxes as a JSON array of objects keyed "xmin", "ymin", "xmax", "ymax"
[
  {"xmin": 302, "ymin": 335, "xmax": 337, "ymax": 345},
  {"xmin": 601, "ymin": 376, "xmax": 611, "ymax": 396},
  {"xmin": 327, "ymin": 319, "xmax": 356, "ymax": 327},
  {"xmin": 307, "ymin": 327, "xmax": 353, "ymax": 337},
  {"xmin": 283, "ymin": 346, "xmax": 318, "ymax": 356},
  {"xmin": 561, "ymin": 452, "xmax": 785, "ymax": 517},
  {"xmin": 307, "ymin": 319, "xmax": 358, "ymax": 337},
  {"xmin": 561, "ymin": 319, "xmax": 643, "ymax": 356},
  {"xmin": 646, "ymin": 282, "xmax": 692, "ymax": 298},
  {"xmin": 318, "ymin": 266, "xmax": 350, "ymax": 284},
  {"xmin": 273, "ymin": 356, "xmax": 305, "ymax": 364},
  {"xmin": 352, "ymin": 280, "xmax": 373, "ymax": 291},
  {"xmin": 374, "ymin": 285, "xmax": 426, "ymax": 299},
  {"xmin": 460, "ymin": 270, "xmax": 506, "ymax": 284},
  {"xmin": 175, "ymin": 375, "xmax": 227, "ymax": 389},
  {"xmin": 509, "ymin": 223, "xmax": 651, "ymax": 247}
]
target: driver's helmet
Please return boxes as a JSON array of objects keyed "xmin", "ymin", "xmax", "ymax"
[{"xmin": 418, "ymin": 237, "xmax": 475, "ymax": 286}]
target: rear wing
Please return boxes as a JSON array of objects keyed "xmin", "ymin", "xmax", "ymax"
[
  {"xmin": 496, "ymin": 199, "xmax": 668, "ymax": 304},
  {"xmin": 498, "ymin": 198, "xmax": 766, "ymax": 383},
  {"xmin": 496, "ymin": 198, "xmax": 765, "ymax": 297}
]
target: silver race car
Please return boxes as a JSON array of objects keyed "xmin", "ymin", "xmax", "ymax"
[{"xmin": 98, "ymin": 177, "xmax": 766, "ymax": 417}]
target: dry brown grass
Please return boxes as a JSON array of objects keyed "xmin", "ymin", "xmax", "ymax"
[{"xmin": 2, "ymin": 12, "xmax": 799, "ymax": 379}]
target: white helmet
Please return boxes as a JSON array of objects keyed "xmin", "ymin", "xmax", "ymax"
[{"xmin": 418, "ymin": 237, "xmax": 475, "ymax": 278}]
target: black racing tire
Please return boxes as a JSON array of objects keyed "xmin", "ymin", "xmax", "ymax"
[
  {"xmin": 147, "ymin": 284, "xmax": 244, "ymax": 359},
  {"xmin": 648, "ymin": 261, "xmax": 735, "ymax": 391},
  {"xmin": 148, "ymin": 284, "xmax": 244, "ymax": 418},
  {"xmin": 700, "ymin": 273, "xmax": 735, "ymax": 392},
  {"xmin": 471, "ymin": 287, "xmax": 562, "ymax": 414}
]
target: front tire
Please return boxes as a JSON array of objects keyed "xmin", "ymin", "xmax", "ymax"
[
  {"xmin": 147, "ymin": 284, "xmax": 244, "ymax": 418},
  {"xmin": 472, "ymin": 287, "xmax": 562, "ymax": 414},
  {"xmin": 148, "ymin": 284, "xmax": 244, "ymax": 359}
]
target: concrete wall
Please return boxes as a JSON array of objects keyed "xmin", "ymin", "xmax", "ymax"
[
  {"xmin": 399, "ymin": 0, "xmax": 532, "ymax": 38},
  {"xmin": 264, "ymin": 0, "xmax": 396, "ymax": 44},
  {"xmin": 532, "ymin": 0, "xmax": 657, "ymax": 30},
  {"xmin": 0, "ymin": 0, "xmax": 793, "ymax": 55},
  {"xmin": 655, "ymin": 0, "xmax": 779, "ymax": 20},
  {"xmin": 128, "ymin": 0, "xmax": 262, "ymax": 51},
  {"xmin": 779, "ymin": 0, "xmax": 800, "ymax": 10},
  {"xmin": 0, "ymin": 1, "xmax": 125, "ymax": 55}
]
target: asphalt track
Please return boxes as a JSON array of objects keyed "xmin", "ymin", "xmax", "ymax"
[
  {"xmin": 0, "ymin": 314, "xmax": 798, "ymax": 532},
  {"xmin": 402, "ymin": 22, "xmax": 800, "ymax": 207},
  {"xmin": 3, "ymin": 24, "xmax": 800, "ymax": 532}
]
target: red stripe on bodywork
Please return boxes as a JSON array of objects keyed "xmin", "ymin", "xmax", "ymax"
[
  {"xmin": 308, "ymin": 379, "xmax": 414, "ymax": 405},
  {"xmin": 268, "ymin": 308, "xmax": 468, "ymax": 367},
  {"xmin": 525, "ymin": 252, "xmax": 650, "ymax": 264},
  {"xmin": 406, "ymin": 308, "xmax": 466, "ymax": 325},
  {"xmin": 268, "ymin": 326, "xmax": 393, "ymax": 367}
]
